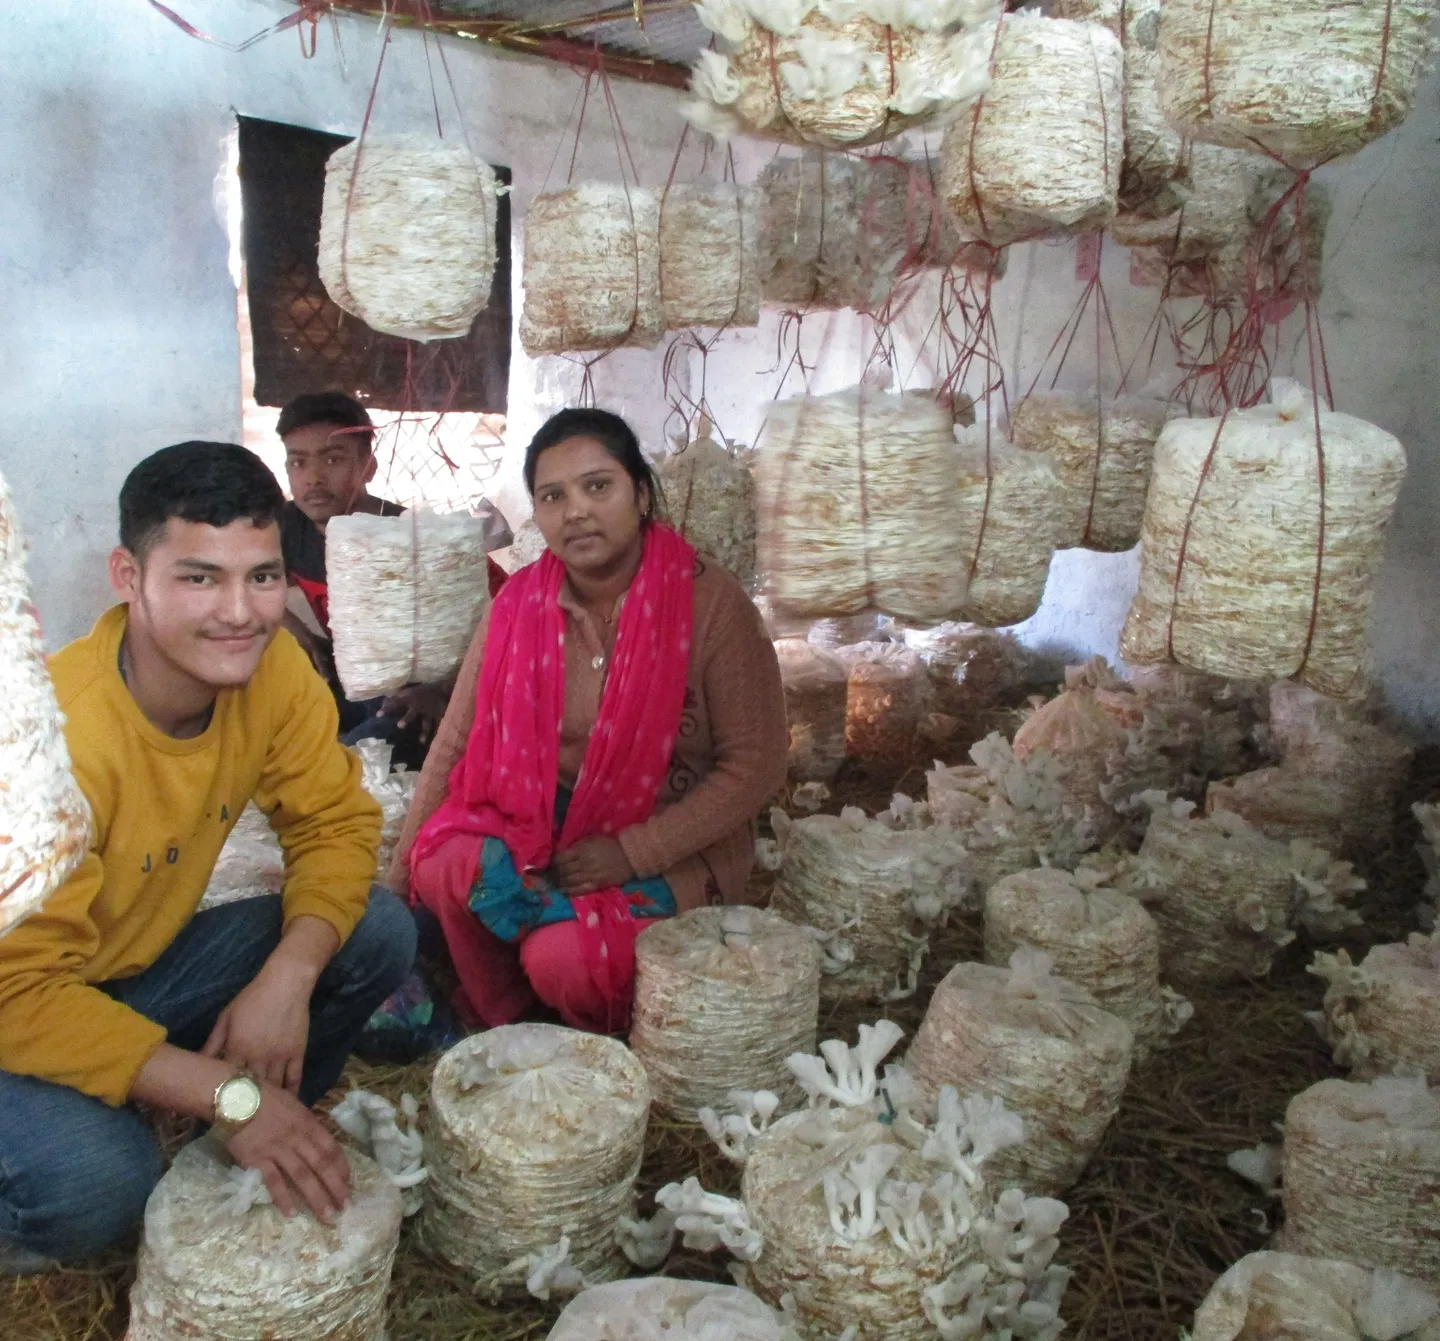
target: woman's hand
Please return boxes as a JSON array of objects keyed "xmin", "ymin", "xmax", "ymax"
[{"xmin": 552, "ymin": 836, "xmax": 635, "ymax": 894}]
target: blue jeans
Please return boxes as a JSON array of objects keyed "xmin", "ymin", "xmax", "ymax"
[{"xmin": 0, "ymin": 887, "xmax": 415, "ymax": 1263}]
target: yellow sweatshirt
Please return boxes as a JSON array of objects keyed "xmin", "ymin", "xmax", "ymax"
[{"xmin": 0, "ymin": 606, "xmax": 382, "ymax": 1106}]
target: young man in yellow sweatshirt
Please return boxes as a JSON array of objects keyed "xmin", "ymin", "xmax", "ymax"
[{"xmin": 0, "ymin": 442, "xmax": 416, "ymax": 1270}]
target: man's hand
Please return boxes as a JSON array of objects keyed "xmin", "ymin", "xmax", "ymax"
[
  {"xmin": 202, "ymin": 916, "xmax": 339, "ymax": 1093},
  {"xmin": 226, "ymin": 1081, "xmax": 351, "ymax": 1221},
  {"xmin": 202, "ymin": 961, "xmax": 312, "ymax": 1093},
  {"xmin": 378, "ymin": 679, "xmax": 454, "ymax": 743},
  {"xmin": 552, "ymin": 836, "xmax": 635, "ymax": 894}
]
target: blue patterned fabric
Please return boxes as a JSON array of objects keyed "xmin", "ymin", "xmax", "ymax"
[{"xmin": 467, "ymin": 789, "xmax": 675, "ymax": 943}]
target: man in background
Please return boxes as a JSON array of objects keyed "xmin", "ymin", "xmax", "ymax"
[{"xmin": 276, "ymin": 392, "xmax": 510, "ymax": 767}]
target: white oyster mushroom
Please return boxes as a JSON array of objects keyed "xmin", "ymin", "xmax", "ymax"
[
  {"xmin": 525, "ymin": 1236, "xmax": 584, "ymax": 1300},
  {"xmin": 699, "ymin": 1089, "xmax": 782, "ymax": 1163},
  {"xmin": 656, "ymin": 1178, "xmax": 764, "ymax": 1261},
  {"xmin": 617, "ymin": 1207, "xmax": 677, "ymax": 1269},
  {"xmin": 1226, "ymin": 1142, "xmax": 1283, "ymax": 1194},
  {"xmin": 787, "ymin": 1020, "xmax": 907, "ymax": 1108},
  {"xmin": 330, "ymin": 1089, "xmax": 428, "ymax": 1215}
]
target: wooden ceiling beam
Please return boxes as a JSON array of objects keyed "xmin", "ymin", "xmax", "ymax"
[{"xmin": 329, "ymin": 2, "xmax": 694, "ymax": 89}]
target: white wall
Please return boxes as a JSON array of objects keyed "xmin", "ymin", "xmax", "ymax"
[
  {"xmin": 0, "ymin": 0, "xmax": 691, "ymax": 646},
  {"xmin": 2, "ymin": 2, "xmax": 1438, "ymax": 731}
]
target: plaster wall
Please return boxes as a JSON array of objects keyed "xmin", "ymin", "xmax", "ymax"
[{"xmin": 0, "ymin": 0, "xmax": 694, "ymax": 646}]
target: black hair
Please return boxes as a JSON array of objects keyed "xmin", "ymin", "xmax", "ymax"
[
  {"xmin": 276, "ymin": 391, "xmax": 375, "ymax": 456},
  {"xmin": 522, "ymin": 407, "xmax": 664, "ymax": 521},
  {"xmin": 119, "ymin": 442, "xmax": 285, "ymax": 559}
]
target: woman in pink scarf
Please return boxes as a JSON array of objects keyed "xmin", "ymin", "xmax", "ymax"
[{"xmin": 389, "ymin": 409, "xmax": 788, "ymax": 1035}]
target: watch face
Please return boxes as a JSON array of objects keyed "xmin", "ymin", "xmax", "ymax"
[{"xmin": 218, "ymin": 1076, "xmax": 262, "ymax": 1124}]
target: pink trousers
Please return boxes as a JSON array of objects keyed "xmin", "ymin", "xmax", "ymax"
[{"xmin": 417, "ymin": 846, "xmax": 662, "ymax": 1031}]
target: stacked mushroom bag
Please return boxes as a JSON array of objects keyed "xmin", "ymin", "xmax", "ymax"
[
  {"xmin": 1278, "ymin": 1072, "xmax": 1440, "ymax": 1288},
  {"xmin": 952, "ymin": 425, "xmax": 1079, "ymax": 627},
  {"xmin": 905, "ymin": 950, "xmax": 1134, "ymax": 1195},
  {"xmin": 1211, "ymin": 680, "xmax": 1417, "ymax": 852},
  {"xmin": 768, "ymin": 806, "xmax": 969, "ymax": 1005},
  {"xmin": 1053, "ymin": 0, "xmax": 1185, "ymax": 217},
  {"xmin": 927, "ymin": 733, "xmax": 1100, "ymax": 896},
  {"xmin": 318, "ymin": 136, "xmax": 501, "ymax": 341},
  {"xmin": 984, "ymin": 867, "xmax": 1190, "ymax": 1061},
  {"xmin": 1121, "ymin": 380, "xmax": 1408, "ymax": 697},
  {"xmin": 658, "ymin": 183, "xmax": 760, "ymax": 331},
  {"xmin": 774, "ymin": 639, "xmax": 848, "ymax": 783},
  {"xmin": 1190, "ymin": 1251, "xmax": 1440, "ymax": 1341},
  {"xmin": 422, "ymin": 1025, "xmax": 649, "ymax": 1297},
  {"xmin": 1011, "ymin": 665, "xmax": 1129, "ymax": 839},
  {"xmin": 1156, "ymin": 0, "xmax": 1439, "ymax": 169},
  {"xmin": 1120, "ymin": 798, "xmax": 1364, "ymax": 986},
  {"xmin": 940, "ymin": 15, "xmax": 1124, "ymax": 247},
  {"xmin": 658, "ymin": 437, "xmax": 756, "ymax": 585},
  {"xmin": 901, "ymin": 623, "xmax": 1026, "ymax": 741},
  {"xmin": 547, "ymin": 1279, "xmax": 792, "ymax": 1341},
  {"xmin": 126, "ymin": 1138, "xmax": 403, "ymax": 1341},
  {"xmin": 1418, "ymin": 802, "xmax": 1440, "ymax": 929},
  {"xmin": 754, "ymin": 388, "xmax": 967, "ymax": 623},
  {"xmin": 1309, "ymin": 932, "xmax": 1440, "ymax": 1085},
  {"xmin": 520, "ymin": 184, "xmax": 662, "ymax": 355},
  {"xmin": 0, "ymin": 473, "xmax": 89, "ymax": 937},
  {"xmin": 737, "ymin": 1022, "xmax": 1071, "ymax": 1341},
  {"xmin": 834, "ymin": 642, "xmax": 930, "ymax": 764},
  {"xmin": 1008, "ymin": 393, "xmax": 1171, "ymax": 552},
  {"xmin": 1126, "ymin": 162, "xmax": 1332, "ymax": 307},
  {"xmin": 681, "ymin": 1, "xmax": 998, "ymax": 149},
  {"xmin": 630, "ymin": 906, "xmax": 820, "ymax": 1122},
  {"xmin": 326, "ymin": 510, "xmax": 493, "ymax": 699}
]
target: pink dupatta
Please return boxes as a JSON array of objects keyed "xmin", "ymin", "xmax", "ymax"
[{"xmin": 409, "ymin": 522, "xmax": 695, "ymax": 1029}]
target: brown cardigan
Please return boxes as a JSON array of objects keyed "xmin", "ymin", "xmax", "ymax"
[{"xmin": 387, "ymin": 554, "xmax": 788, "ymax": 912}]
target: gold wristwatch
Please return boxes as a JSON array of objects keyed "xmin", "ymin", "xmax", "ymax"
[{"xmin": 212, "ymin": 1070, "xmax": 263, "ymax": 1140}]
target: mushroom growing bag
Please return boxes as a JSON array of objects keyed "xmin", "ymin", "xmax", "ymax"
[
  {"xmin": 520, "ymin": 184, "xmax": 663, "ymax": 355},
  {"xmin": 1279, "ymin": 1073, "xmax": 1440, "ymax": 1288},
  {"xmin": 754, "ymin": 388, "xmax": 967, "ymax": 624},
  {"xmin": 326, "ymin": 509, "xmax": 493, "ymax": 700},
  {"xmin": 127, "ymin": 1138, "xmax": 403, "ymax": 1341},
  {"xmin": 423, "ymin": 1025, "xmax": 650, "ymax": 1296},
  {"xmin": 1121, "ymin": 381, "xmax": 1407, "ymax": 695},
  {"xmin": 939, "ymin": 15, "xmax": 1124, "ymax": 247},
  {"xmin": 630, "ymin": 906, "xmax": 820, "ymax": 1122},
  {"xmin": 318, "ymin": 136, "xmax": 501, "ymax": 342},
  {"xmin": 0, "ymin": 472, "xmax": 89, "ymax": 936},
  {"xmin": 1156, "ymin": 0, "xmax": 1438, "ymax": 168},
  {"xmin": 1190, "ymin": 1251, "xmax": 1440, "ymax": 1341}
]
